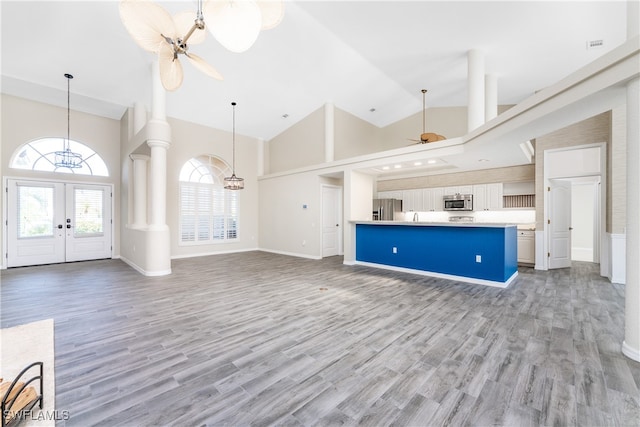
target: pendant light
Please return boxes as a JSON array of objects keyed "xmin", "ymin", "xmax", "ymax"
[
  {"xmin": 224, "ymin": 102, "xmax": 244, "ymax": 190},
  {"xmin": 54, "ymin": 73, "xmax": 83, "ymax": 169}
]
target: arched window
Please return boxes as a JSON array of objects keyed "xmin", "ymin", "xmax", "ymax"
[
  {"xmin": 10, "ymin": 138, "xmax": 109, "ymax": 176},
  {"xmin": 179, "ymin": 155, "xmax": 239, "ymax": 244}
]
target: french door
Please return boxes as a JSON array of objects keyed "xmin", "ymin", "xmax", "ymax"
[{"xmin": 6, "ymin": 179, "xmax": 112, "ymax": 267}]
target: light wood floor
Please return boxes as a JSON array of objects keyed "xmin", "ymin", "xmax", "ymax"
[{"xmin": 1, "ymin": 252, "xmax": 639, "ymax": 426}]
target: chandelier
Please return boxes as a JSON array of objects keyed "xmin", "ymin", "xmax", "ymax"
[
  {"xmin": 54, "ymin": 73, "xmax": 83, "ymax": 169},
  {"xmin": 224, "ymin": 102, "xmax": 244, "ymax": 190}
]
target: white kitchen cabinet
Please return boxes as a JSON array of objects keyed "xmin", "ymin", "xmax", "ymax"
[
  {"xmin": 473, "ymin": 183, "xmax": 503, "ymax": 211},
  {"xmin": 402, "ymin": 189, "xmax": 424, "ymax": 212},
  {"xmin": 444, "ymin": 185, "xmax": 472, "ymax": 196},
  {"xmin": 423, "ymin": 187, "xmax": 444, "ymax": 211},
  {"xmin": 517, "ymin": 229, "xmax": 535, "ymax": 265},
  {"xmin": 377, "ymin": 191, "xmax": 403, "ymax": 200}
]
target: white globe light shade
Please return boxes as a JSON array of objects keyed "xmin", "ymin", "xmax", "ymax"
[{"xmin": 205, "ymin": 0, "xmax": 262, "ymax": 53}]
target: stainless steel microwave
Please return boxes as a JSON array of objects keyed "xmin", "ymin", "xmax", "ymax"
[{"xmin": 443, "ymin": 194, "xmax": 473, "ymax": 211}]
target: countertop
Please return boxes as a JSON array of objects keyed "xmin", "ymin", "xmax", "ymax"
[{"xmin": 351, "ymin": 220, "xmax": 517, "ymax": 228}]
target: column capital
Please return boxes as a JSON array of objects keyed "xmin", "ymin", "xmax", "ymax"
[
  {"xmin": 147, "ymin": 140, "xmax": 170, "ymax": 150},
  {"xmin": 129, "ymin": 153, "xmax": 150, "ymax": 162}
]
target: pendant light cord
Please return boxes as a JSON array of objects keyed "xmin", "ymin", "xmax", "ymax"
[
  {"xmin": 65, "ymin": 73, "xmax": 73, "ymax": 151},
  {"xmin": 232, "ymin": 101, "xmax": 236, "ymax": 174}
]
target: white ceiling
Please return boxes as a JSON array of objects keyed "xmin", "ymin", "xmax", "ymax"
[{"xmin": 0, "ymin": 1, "xmax": 628, "ymax": 143}]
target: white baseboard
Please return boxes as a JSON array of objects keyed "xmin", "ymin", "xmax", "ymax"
[
  {"xmin": 258, "ymin": 248, "xmax": 322, "ymax": 260},
  {"xmin": 622, "ymin": 340, "xmax": 640, "ymax": 362},
  {"xmin": 571, "ymin": 247, "xmax": 594, "ymax": 262},
  {"xmin": 171, "ymin": 247, "xmax": 259, "ymax": 260},
  {"xmin": 119, "ymin": 256, "xmax": 172, "ymax": 277},
  {"xmin": 610, "ymin": 233, "xmax": 626, "ymax": 284}
]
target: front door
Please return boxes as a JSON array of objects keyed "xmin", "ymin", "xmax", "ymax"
[
  {"xmin": 548, "ymin": 179, "xmax": 572, "ymax": 269},
  {"xmin": 6, "ymin": 179, "xmax": 112, "ymax": 267},
  {"xmin": 322, "ymin": 185, "xmax": 342, "ymax": 257}
]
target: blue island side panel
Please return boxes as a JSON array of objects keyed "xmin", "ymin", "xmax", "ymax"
[{"xmin": 356, "ymin": 224, "xmax": 517, "ymax": 282}]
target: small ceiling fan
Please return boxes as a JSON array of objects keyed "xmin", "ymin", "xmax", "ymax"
[
  {"xmin": 408, "ymin": 89, "xmax": 446, "ymax": 144},
  {"xmin": 119, "ymin": 0, "xmax": 223, "ymax": 91}
]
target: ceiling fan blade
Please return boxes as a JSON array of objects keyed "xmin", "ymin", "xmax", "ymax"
[
  {"xmin": 257, "ymin": 0, "xmax": 284, "ymax": 30},
  {"xmin": 119, "ymin": 0, "xmax": 177, "ymax": 53},
  {"xmin": 174, "ymin": 11, "xmax": 206, "ymax": 45},
  {"xmin": 185, "ymin": 53, "xmax": 224, "ymax": 81},
  {"xmin": 158, "ymin": 43, "xmax": 183, "ymax": 91},
  {"xmin": 204, "ymin": 0, "xmax": 262, "ymax": 53}
]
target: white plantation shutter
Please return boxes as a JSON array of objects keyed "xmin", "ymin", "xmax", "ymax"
[{"xmin": 179, "ymin": 155, "xmax": 240, "ymax": 244}]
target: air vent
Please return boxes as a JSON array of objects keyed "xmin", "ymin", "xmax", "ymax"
[{"xmin": 587, "ymin": 39, "xmax": 604, "ymax": 50}]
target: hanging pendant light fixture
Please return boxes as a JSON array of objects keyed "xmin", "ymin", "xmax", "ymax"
[
  {"xmin": 54, "ymin": 73, "xmax": 83, "ymax": 169},
  {"xmin": 224, "ymin": 102, "xmax": 244, "ymax": 190}
]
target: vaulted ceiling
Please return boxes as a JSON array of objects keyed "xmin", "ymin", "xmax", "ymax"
[{"xmin": 0, "ymin": 1, "xmax": 628, "ymax": 141}]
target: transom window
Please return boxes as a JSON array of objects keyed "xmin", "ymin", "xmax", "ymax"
[
  {"xmin": 10, "ymin": 138, "xmax": 109, "ymax": 176},
  {"xmin": 179, "ymin": 155, "xmax": 239, "ymax": 244}
]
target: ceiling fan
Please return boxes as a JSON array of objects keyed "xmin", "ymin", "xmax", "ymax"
[
  {"xmin": 119, "ymin": 0, "xmax": 223, "ymax": 91},
  {"xmin": 408, "ymin": 89, "xmax": 446, "ymax": 144}
]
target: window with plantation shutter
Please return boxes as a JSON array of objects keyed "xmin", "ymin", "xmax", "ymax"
[{"xmin": 179, "ymin": 155, "xmax": 239, "ymax": 245}]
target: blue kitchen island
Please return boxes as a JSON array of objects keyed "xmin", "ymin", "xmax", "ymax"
[{"xmin": 354, "ymin": 221, "xmax": 518, "ymax": 287}]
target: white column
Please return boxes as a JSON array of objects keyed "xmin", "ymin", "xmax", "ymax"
[
  {"xmin": 130, "ymin": 154, "xmax": 149, "ymax": 228},
  {"xmin": 147, "ymin": 140, "xmax": 170, "ymax": 229},
  {"xmin": 324, "ymin": 102, "xmax": 335, "ymax": 163},
  {"xmin": 257, "ymin": 137, "xmax": 265, "ymax": 176},
  {"xmin": 623, "ymin": 76, "xmax": 640, "ymax": 362},
  {"xmin": 485, "ymin": 74, "xmax": 498, "ymax": 122},
  {"xmin": 151, "ymin": 61, "xmax": 166, "ymax": 122},
  {"xmin": 467, "ymin": 49, "xmax": 485, "ymax": 132},
  {"xmin": 133, "ymin": 102, "xmax": 147, "ymax": 135}
]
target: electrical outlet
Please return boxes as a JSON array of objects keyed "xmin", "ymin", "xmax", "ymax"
[
  {"xmin": 392, "ymin": 247, "xmax": 397, "ymax": 254},
  {"xmin": 476, "ymin": 255, "xmax": 481, "ymax": 263}
]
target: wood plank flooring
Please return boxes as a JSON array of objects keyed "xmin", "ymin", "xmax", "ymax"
[{"xmin": 1, "ymin": 252, "xmax": 639, "ymax": 426}]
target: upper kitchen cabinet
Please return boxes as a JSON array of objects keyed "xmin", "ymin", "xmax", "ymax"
[
  {"xmin": 423, "ymin": 187, "xmax": 444, "ymax": 212},
  {"xmin": 443, "ymin": 185, "xmax": 472, "ymax": 196},
  {"xmin": 473, "ymin": 183, "xmax": 503, "ymax": 211},
  {"xmin": 402, "ymin": 189, "xmax": 424, "ymax": 212}
]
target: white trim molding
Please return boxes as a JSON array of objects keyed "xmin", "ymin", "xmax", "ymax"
[
  {"xmin": 610, "ymin": 233, "xmax": 626, "ymax": 284},
  {"xmin": 622, "ymin": 340, "xmax": 640, "ymax": 362}
]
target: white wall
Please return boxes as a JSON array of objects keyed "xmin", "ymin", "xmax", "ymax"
[
  {"xmin": 1, "ymin": 94, "xmax": 122, "ymax": 260},
  {"xmin": 572, "ymin": 181, "xmax": 596, "ymax": 261}
]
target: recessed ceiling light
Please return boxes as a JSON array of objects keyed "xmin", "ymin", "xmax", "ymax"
[
  {"xmin": 394, "ymin": 164, "xmax": 402, "ymax": 169},
  {"xmin": 427, "ymin": 159, "xmax": 437, "ymax": 164},
  {"xmin": 382, "ymin": 166, "xmax": 390, "ymax": 170},
  {"xmin": 414, "ymin": 161, "xmax": 423, "ymax": 166},
  {"xmin": 478, "ymin": 158, "xmax": 490, "ymax": 162}
]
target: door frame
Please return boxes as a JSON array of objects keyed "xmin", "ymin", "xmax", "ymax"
[
  {"xmin": 542, "ymin": 142, "xmax": 606, "ymax": 274},
  {"xmin": 320, "ymin": 184, "xmax": 343, "ymax": 257},
  {"xmin": 2, "ymin": 176, "xmax": 115, "ymax": 269}
]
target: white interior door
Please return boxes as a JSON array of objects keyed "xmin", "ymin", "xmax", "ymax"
[
  {"xmin": 7, "ymin": 180, "xmax": 66, "ymax": 267},
  {"xmin": 6, "ymin": 179, "xmax": 112, "ymax": 267},
  {"xmin": 548, "ymin": 179, "xmax": 572, "ymax": 269},
  {"xmin": 65, "ymin": 183, "xmax": 112, "ymax": 262},
  {"xmin": 322, "ymin": 185, "xmax": 341, "ymax": 257}
]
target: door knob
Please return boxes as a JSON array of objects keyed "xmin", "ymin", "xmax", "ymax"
[
  {"xmin": 569, "ymin": 227, "xmax": 573, "ymax": 230},
  {"xmin": 57, "ymin": 224, "xmax": 63, "ymax": 229},
  {"xmin": 67, "ymin": 224, "xmax": 72, "ymax": 229}
]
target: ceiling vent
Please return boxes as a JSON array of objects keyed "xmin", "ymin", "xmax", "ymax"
[{"xmin": 586, "ymin": 39, "xmax": 604, "ymax": 50}]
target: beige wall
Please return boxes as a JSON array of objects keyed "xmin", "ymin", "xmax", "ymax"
[
  {"xmin": 334, "ymin": 108, "xmax": 381, "ymax": 160},
  {"xmin": 1, "ymin": 94, "xmax": 122, "ymax": 257},
  {"xmin": 377, "ymin": 164, "xmax": 535, "ymax": 192},
  {"xmin": 267, "ymin": 107, "xmax": 325, "ymax": 173},
  {"xmin": 534, "ymin": 112, "xmax": 612, "ymax": 231}
]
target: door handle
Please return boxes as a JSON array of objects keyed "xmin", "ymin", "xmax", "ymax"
[
  {"xmin": 66, "ymin": 224, "xmax": 72, "ymax": 229},
  {"xmin": 57, "ymin": 224, "xmax": 63, "ymax": 229},
  {"xmin": 569, "ymin": 227, "xmax": 573, "ymax": 230},
  {"xmin": 336, "ymin": 224, "xmax": 339, "ymax": 227}
]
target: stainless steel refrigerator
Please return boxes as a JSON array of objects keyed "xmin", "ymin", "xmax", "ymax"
[{"xmin": 372, "ymin": 199, "xmax": 403, "ymax": 221}]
